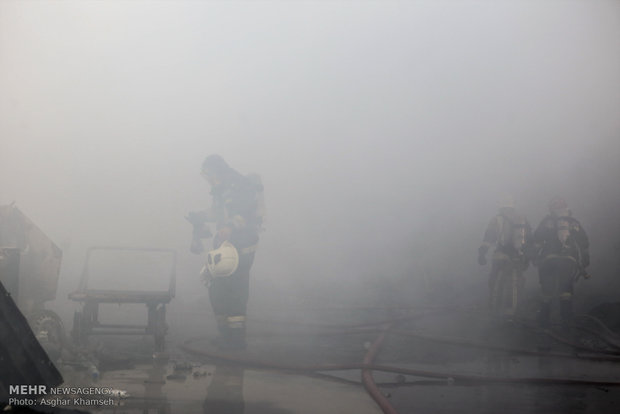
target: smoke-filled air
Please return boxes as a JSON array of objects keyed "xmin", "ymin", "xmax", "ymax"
[{"xmin": 1, "ymin": 1, "xmax": 619, "ymax": 413}]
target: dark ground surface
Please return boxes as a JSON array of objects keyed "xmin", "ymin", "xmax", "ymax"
[{"xmin": 8, "ymin": 289, "xmax": 620, "ymax": 414}]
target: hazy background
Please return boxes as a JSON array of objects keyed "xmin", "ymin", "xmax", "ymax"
[{"xmin": 1, "ymin": 0, "xmax": 619, "ymax": 326}]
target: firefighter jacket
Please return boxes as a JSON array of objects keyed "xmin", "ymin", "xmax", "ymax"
[
  {"xmin": 209, "ymin": 172, "xmax": 260, "ymax": 252},
  {"xmin": 532, "ymin": 214, "xmax": 590, "ymax": 268},
  {"xmin": 481, "ymin": 207, "xmax": 531, "ymax": 258}
]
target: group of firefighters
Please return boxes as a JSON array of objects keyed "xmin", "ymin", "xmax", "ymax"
[
  {"xmin": 188, "ymin": 155, "xmax": 591, "ymax": 351},
  {"xmin": 478, "ymin": 194, "xmax": 590, "ymax": 328}
]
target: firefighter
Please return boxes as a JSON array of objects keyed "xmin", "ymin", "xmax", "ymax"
[
  {"xmin": 187, "ymin": 154, "xmax": 261, "ymax": 350},
  {"xmin": 532, "ymin": 196, "xmax": 590, "ymax": 328},
  {"xmin": 478, "ymin": 194, "xmax": 531, "ymax": 317}
]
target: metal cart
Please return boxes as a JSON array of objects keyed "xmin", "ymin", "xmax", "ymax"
[{"xmin": 69, "ymin": 246, "xmax": 176, "ymax": 351}]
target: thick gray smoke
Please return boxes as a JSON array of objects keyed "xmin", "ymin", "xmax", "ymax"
[{"xmin": 1, "ymin": 1, "xmax": 619, "ymax": 322}]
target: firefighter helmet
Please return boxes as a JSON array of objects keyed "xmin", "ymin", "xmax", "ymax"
[
  {"xmin": 206, "ymin": 241, "xmax": 239, "ymax": 278},
  {"xmin": 201, "ymin": 154, "xmax": 230, "ymax": 176}
]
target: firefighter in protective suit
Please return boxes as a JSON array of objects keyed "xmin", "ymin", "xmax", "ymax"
[
  {"xmin": 187, "ymin": 154, "xmax": 261, "ymax": 350},
  {"xmin": 478, "ymin": 194, "xmax": 531, "ymax": 316},
  {"xmin": 532, "ymin": 196, "xmax": 590, "ymax": 328}
]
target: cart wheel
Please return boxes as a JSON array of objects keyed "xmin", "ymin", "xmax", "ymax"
[{"xmin": 29, "ymin": 310, "xmax": 66, "ymax": 360}]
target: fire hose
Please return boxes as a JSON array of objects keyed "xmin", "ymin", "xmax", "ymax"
[
  {"xmin": 179, "ymin": 337, "xmax": 620, "ymax": 386},
  {"xmin": 179, "ymin": 308, "xmax": 620, "ymax": 413},
  {"xmin": 361, "ymin": 322, "xmax": 398, "ymax": 414}
]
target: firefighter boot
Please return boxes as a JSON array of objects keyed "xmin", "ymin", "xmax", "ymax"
[{"xmin": 226, "ymin": 316, "xmax": 247, "ymax": 351}]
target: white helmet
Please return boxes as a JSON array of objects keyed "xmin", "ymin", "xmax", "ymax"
[{"xmin": 206, "ymin": 241, "xmax": 239, "ymax": 278}]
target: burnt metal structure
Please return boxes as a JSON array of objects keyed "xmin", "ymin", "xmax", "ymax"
[
  {"xmin": 0, "ymin": 205, "xmax": 66, "ymax": 361},
  {"xmin": 0, "ymin": 272, "xmax": 62, "ymax": 403},
  {"xmin": 69, "ymin": 246, "xmax": 176, "ymax": 351},
  {"xmin": 0, "ymin": 204, "xmax": 63, "ymax": 314}
]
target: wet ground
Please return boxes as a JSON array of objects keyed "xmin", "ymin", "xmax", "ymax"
[
  {"xmin": 59, "ymin": 360, "xmax": 379, "ymax": 414},
  {"xmin": 23, "ymin": 303, "xmax": 620, "ymax": 414}
]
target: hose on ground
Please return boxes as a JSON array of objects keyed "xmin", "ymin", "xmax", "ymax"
[
  {"xmin": 179, "ymin": 337, "xmax": 620, "ymax": 387},
  {"xmin": 232, "ymin": 318, "xmax": 620, "ymax": 363},
  {"xmin": 361, "ymin": 323, "xmax": 398, "ymax": 414}
]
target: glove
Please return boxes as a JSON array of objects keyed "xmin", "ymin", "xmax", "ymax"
[
  {"xmin": 478, "ymin": 245, "xmax": 488, "ymax": 266},
  {"xmin": 580, "ymin": 267, "xmax": 592, "ymax": 279}
]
